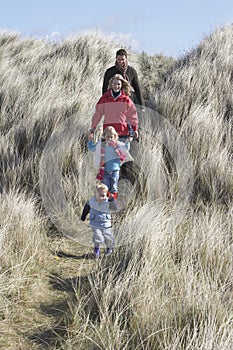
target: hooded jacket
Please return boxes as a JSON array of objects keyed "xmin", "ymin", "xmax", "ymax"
[
  {"xmin": 87, "ymin": 139, "xmax": 134, "ymax": 169},
  {"xmin": 81, "ymin": 196, "xmax": 117, "ymax": 228},
  {"xmin": 91, "ymin": 89, "xmax": 138, "ymax": 136}
]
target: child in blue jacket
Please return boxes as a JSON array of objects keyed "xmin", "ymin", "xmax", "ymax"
[
  {"xmin": 81, "ymin": 183, "xmax": 117, "ymax": 258},
  {"xmin": 87, "ymin": 126, "xmax": 133, "ymax": 199}
]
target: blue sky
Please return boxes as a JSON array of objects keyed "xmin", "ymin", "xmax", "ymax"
[{"xmin": 0, "ymin": 0, "xmax": 232, "ymax": 57}]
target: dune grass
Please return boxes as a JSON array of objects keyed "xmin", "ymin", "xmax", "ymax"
[{"xmin": 0, "ymin": 25, "xmax": 232, "ymax": 349}]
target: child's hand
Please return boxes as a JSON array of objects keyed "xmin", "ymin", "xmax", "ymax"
[{"xmin": 107, "ymin": 140, "xmax": 116, "ymax": 147}]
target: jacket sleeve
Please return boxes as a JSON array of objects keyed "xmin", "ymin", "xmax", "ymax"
[
  {"xmin": 81, "ymin": 202, "xmax": 90, "ymax": 221},
  {"xmin": 87, "ymin": 140, "xmax": 96, "ymax": 152},
  {"xmin": 131, "ymin": 67, "xmax": 144, "ymax": 107},
  {"xmin": 91, "ymin": 97, "xmax": 105, "ymax": 129},
  {"xmin": 126, "ymin": 98, "xmax": 139, "ymax": 131},
  {"xmin": 102, "ymin": 69, "xmax": 111, "ymax": 95}
]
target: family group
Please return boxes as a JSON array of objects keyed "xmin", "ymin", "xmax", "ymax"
[{"xmin": 81, "ymin": 49, "xmax": 145, "ymax": 258}]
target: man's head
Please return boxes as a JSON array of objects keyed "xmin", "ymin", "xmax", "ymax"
[
  {"xmin": 116, "ymin": 49, "xmax": 128, "ymax": 68},
  {"xmin": 116, "ymin": 49, "xmax": 128, "ymax": 57}
]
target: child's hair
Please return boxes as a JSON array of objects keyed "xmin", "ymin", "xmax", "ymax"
[
  {"xmin": 108, "ymin": 74, "xmax": 131, "ymax": 96},
  {"xmin": 96, "ymin": 183, "xmax": 108, "ymax": 194},
  {"xmin": 103, "ymin": 126, "xmax": 118, "ymax": 141}
]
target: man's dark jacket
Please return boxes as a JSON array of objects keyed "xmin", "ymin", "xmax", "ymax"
[{"xmin": 102, "ymin": 65, "xmax": 144, "ymax": 108}]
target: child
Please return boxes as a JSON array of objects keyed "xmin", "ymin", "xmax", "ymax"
[
  {"xmin": 89, "ymin": 74, "xmax": 138, "ymax": 150},
  {"xmin": 81, "ymin": 183, "xmax": 117, "ymax": 258},
  {"xmin": 88, "ymin": 126, "xmax": 133, "ymax": 198}
]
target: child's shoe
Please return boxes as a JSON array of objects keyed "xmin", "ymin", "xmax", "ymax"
[
  {"xmin": 107, "ymin": 192, "xmax": 118, "ymax": 200},
  {"xmin": 94, "ymin": 247, "xmax": 100, "ymax": 258},
  {"xmin": 106, "ymin": 247, "xmax": 113, "ymax": 255},
  {"xmin": 112, "ymin": 192, "xmax": 118, "ymax": 200}
]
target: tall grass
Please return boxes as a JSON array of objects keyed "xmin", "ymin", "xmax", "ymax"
[
  {"xmin": 152, "ymin": 24, "xmax": 233, "ymax": 205},
  {"xmin": 0, "ymin": 25, "xmax": 232, "ymax": 349},
  {"xmin": 58, "ymin": 205, "xmax": 232, "ymax": 349}
]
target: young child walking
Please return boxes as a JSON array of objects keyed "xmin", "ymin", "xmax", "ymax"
[
  {"xmin": 81, "ymin": 183, "xmax": 117, "ymax": 258},
  {"xmin": 88, "ymin": 126, "xmax": 133, "ymax": 199}
]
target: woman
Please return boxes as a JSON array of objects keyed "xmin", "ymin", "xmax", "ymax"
[{"xmin": 89, "ymin": 74, "xmax": 138, "ymax": 148}]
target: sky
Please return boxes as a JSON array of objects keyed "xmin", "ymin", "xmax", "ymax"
[{"xmin": 0, "ymin": 0, "xmax": 232, "ymax": 58}]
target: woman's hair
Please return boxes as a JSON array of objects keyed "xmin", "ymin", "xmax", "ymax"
[
  {"xmin": 102, "ymin": 126, "xmax": 118, "ymax": 141},
  {"xmin": 108, "ymin": 74, "xmax": 131, "ymax": 96},
  {"xmin": 96, "ymin": 183, "xmax": 108, "ymax": 194}
]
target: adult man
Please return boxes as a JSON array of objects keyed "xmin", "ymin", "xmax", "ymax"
[{"xmin": 102, "ymin": 49, "xmax": 145, "ymax": 110}]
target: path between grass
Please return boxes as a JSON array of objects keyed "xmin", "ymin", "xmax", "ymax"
[{"xmin": 0, "ymin": 232, "xmax": 96, "ymax": 350}]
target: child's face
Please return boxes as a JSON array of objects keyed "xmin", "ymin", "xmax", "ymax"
[
  {"xmin": 96, "ymin": 189, "xmax": 107, "ymax": 202},
  {"xmin": 105, "ymin": 133, "xmax": 115, "ymax": 144},
  {"xmin": 111, "ymin": 79, "xmax": 122, "ymax": 93}
]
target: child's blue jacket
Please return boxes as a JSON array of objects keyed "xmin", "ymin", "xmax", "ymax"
[{"xmin": 81, "ymin": 196, "xmax": 117, "ymax": 228}]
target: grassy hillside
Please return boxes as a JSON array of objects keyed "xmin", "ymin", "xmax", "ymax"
[{"xmin": 0, "ymin": 25, "xmax": 232, "ymax": 349}]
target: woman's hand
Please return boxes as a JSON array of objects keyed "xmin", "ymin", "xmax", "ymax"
[{"xmin": 88, "ymin": 129, "xmax": 95, "ymax": 139}]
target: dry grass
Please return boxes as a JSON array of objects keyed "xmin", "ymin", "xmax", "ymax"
[
  {"xmin": 152, "ymin": 24, "xmax": 233, "ymax": 206},
  {"xmin": 0, "ymin": 25, "xmax": 232, "ymax": 349}
]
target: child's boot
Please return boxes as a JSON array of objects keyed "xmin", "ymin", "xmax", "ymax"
[
  {"xmin": 106, "ymin": 247, "xmax": 113, "ymax": 255},
  {"xmin": 94, "ymin": 246, "xmax": 100, "ymax": 258},
  {"xmin": 107, "ymin": 192, "xmax": 118, "ymax": 200}
]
